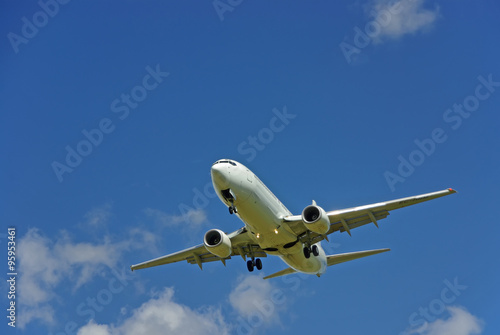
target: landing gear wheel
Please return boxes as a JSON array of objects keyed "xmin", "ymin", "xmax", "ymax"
[
  {"xmin": 247, "ymin": 260, "xmax": 254, "ymax": 272},
  {"xmin": 255, "ymin": 258, "xmax": 262, "ymax": 270},
  {"xmin": 303, "ymin": 246, "xmax": 311, "ymax": 259},
  {"xmin": 229, "ymin": 207, "xmax": 234, "ymax": 214},
  {"xmin": 312, "ymin": 245, "xmax": 319, "ymax": 257}
]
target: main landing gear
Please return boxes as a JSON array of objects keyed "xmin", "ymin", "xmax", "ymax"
[
  {"xmin": 303, "ymin": 245, "xmax": 319, "ymax": 259},
  {"xmin": 245, "ymin": 244, "xmax": 261, "ymax": 272},
  {"xmin": 246, "ymin": 258, "xmax": 262, "ymax": 272},
  {"xmin": 229, "ymin": 204, "xmax": 237, "ymax": 214}
]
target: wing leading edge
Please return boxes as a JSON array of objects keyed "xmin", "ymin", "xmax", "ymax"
[
  {"xmin": 130, "ymin": 227, "xmax": 265, "ymax": 271},
  {"xmin": 283, "ymin": 188, "xmax": 456, "ymax": 240}
]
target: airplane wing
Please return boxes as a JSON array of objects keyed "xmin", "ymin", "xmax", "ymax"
[
  {"xmin": 283, "ymin": 188, "xmax": 456, "ymax": 242},
  {"xmin": 263, "ymin": 248, "xmax": 390, "ymax": 279},
  {"xmin": 130, "ymin": 227, "xmax": 266, "ymax": 271}
]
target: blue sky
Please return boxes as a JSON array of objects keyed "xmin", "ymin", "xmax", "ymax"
[{"xmin": 1, "ymin": 0, "xmax": 499, "ymax": 334}]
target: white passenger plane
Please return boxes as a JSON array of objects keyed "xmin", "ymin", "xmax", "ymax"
[{"xmin": 131, "ymin": 159, "xmax": 456, "ymax": 279}]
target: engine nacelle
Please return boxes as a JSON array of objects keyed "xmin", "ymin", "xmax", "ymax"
[
  {"xmin": 203, "ymin": 229, "xmax": 232, "ymax": 258},
  {"xmin": 302, "ymin": 204, "xmax": 330, "ymax": 235}
]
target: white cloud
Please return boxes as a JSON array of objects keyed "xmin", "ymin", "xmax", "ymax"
[
  {"xmin": 405, "ymin": 306, "xmax": 484, "ymax": 335},
  {"xmin": 369, "ymin": 0, "xmax": 440, "ymax": 42},
  {"xmin": 77, "ymin": 320, "xmax": 113, "ymax": 335},
  {"xmin": 15, "ymin": 201, "xmax": 211, "ymax": 329},
  {"xmin": 127, "ymin": 227, "xmax": 161, "ymax": 255},
  {"xmin": 84, "ymin": 203, "xmax": 112, "ymax": 226},
  {"xmin": 18, "ymin": 305, "xmax": 56, "ymax": 328},
  {"xmin": 183, "ymin": 208, "xmax": 207, "ymax": 225},
  {"xmin": 16, "ymin": 202, "xmax": 213, "ymax": 330},
  {"xmin": 76, "ymin": 276, "xmax": 287, "ymax": 335},
  {"xmin": 144, "ymin": 207, "xmax": 207, "ymax": 227},
  {"xmin": 229, "ymin": 275, "xmax": 283, "ymax": 325},
  {"xmin": 17, "ymin": 228, "xmax": 125, "ymax": 328},
  {"xmin": 77, "ymin": 288, "xmax": 230, "ymax": 335}
]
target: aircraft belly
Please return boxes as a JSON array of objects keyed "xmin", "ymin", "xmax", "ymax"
[
  {"xmin": 237, "ymin": 194, "xmax": 297, "ymax": 250},
  {"xmin": 280, "ymin": 253, "xmax": 324, "ymax": 274}
]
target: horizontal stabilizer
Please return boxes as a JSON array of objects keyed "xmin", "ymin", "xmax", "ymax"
[
  {"xmin": 263, "ymin": 267, "xmax": 297, "ymax": 279},
  {"xmin": 263, "ymin": 248, "xmax": 390, "ymax": 279},
  {"xmin": 327, "ymin": 248, "xmax": 390, "ymax": 266}
]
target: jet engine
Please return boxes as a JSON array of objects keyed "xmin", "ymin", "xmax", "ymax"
[
  {"xmin": 204, "ymin": 229, "xmax": 232, "ymax": 258},
  {"xmin": 302, "ymin": 204, "xmax": 330, "ymax": 235}
]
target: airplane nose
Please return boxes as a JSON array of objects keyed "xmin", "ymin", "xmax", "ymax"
[{"xmin": 211, "ymin": 164, "xmax": 229, "ymax": 188}]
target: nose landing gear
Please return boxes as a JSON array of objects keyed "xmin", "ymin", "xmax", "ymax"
[{"xmin": 221, "ymin": 189, "xmax": 237, "ymax": 215}]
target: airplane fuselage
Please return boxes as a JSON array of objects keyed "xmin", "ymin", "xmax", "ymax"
[{"xmin": 211, "ymin": 159, "xmax": 327, "ymax": 276}]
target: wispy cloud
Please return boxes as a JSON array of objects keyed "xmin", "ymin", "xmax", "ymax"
[
  {"xmin": 84, "ymin": 203, "xmax": 113, "ymax": 227},
  {"xmin": 369, "ymin": 0, "xmax": 440, "ymax": 42},
  {"xmin": 76, "ymin": 275, "xmax": 288, "ymax": 335},
  {"xmin": 17, "ymin": 228, "xmax": 126, "ymax": 328},
  {"xmin": 404, "ymin": 306, "xmax": 484, "ymax": 335},
  {"xmin": 77, "ymin": 321, "xmax": 113, "ymax": 335},
  {"xmin": 127, "ymin": 227, "xmax": 161, "ymax": 255},
  {"xmin": 339, "ymin": 0, "xmax": 441, "ymax": 64},
  {"xmin": 144, "ymin": 207, "xmax": 207, "ymax": 227},
  {"xmin": 16, "ymin": 201, "xmax": 211, "ymax": 329},
  {"xmin": 76, "ymin": 288, "xmax": 230, "ymax": 335},
  {"xmin": 229, "ymin": 275, "xmax": 284, "ymax": 326}
]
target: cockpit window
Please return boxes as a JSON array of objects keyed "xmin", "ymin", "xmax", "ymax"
[{"xmin": 212, "ymin": 160, "xmax": 237, "ymax": 166}]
